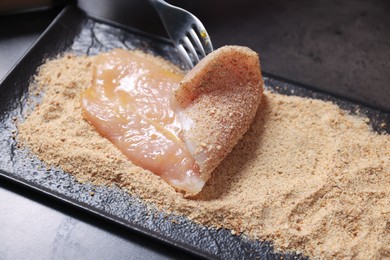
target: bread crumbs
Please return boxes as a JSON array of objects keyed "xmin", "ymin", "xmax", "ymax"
[{"xmin": 18, "ymin": 53, "xmax": 390, "ymax": 259}]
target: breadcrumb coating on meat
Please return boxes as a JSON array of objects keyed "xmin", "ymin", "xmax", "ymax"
[{"xmin": 174, "ymin": 46, "xmax": 264, "ymax": 185}]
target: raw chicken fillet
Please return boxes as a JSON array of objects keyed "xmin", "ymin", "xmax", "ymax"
[{"xmin": 82, "ymin": 46, "xmax": 263, "ymax": 195}]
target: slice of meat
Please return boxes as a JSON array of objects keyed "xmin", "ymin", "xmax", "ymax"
[
  {"xmin": 173, "ymin": 46, "xmax": 264, "ymax": 183},
  {"xmin": 82, "ymin": 49, "xmax": 204, "ymax": 195},
  {"xmin": 82, "ymin": 46, "xmax": 263, "ymax": 196}
]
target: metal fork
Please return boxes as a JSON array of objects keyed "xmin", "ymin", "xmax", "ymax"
[{"xmin": 147, "ymin": 0, "xmax": 213, "ymax": 68}]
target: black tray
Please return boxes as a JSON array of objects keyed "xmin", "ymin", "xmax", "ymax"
[{"xmin": 0, "ymin": 5, "xmax": 388, "ymax": 259}]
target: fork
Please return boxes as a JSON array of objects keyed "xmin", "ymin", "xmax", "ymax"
[{"xmin": 147, "ymin": 0, "xmax": 214, "ymax": 68}]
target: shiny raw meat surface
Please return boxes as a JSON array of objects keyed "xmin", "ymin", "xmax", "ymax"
[{"xmin": 82, "ymin": 49, "xmax": 204, "ymax": 195}]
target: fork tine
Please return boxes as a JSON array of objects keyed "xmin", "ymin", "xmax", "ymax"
[
  {"xmin": 188, "ymin": 28, "xmax": 206, "ymax": 57},
  {"xmin": 194, "ymin": 23, "xmax": 214, "ymax": 55},
  {"xmin": 177, "ymin": 43, "xmax": 194, "ymax": 68},
  {"xmin": 147, "ymin": 0, "xmax": 213, "ymax": 67},
  {"xmin": 182, "ymin": 36, "xmax": 200, "ymax": 64}
]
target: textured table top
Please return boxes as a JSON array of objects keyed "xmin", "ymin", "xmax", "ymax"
[{"xmin": 0, "ymin": 1, "xmax": 389, "ymax": 259}]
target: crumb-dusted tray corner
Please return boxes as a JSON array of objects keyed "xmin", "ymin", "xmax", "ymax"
[{"xmin": 0, "ymin": 5, "xmax": 389, "ymax": 259}]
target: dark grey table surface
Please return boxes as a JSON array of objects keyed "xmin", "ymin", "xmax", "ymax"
[{"xmin": 0, "ymin": 1, "xmax": 389, "ymax": 259}]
